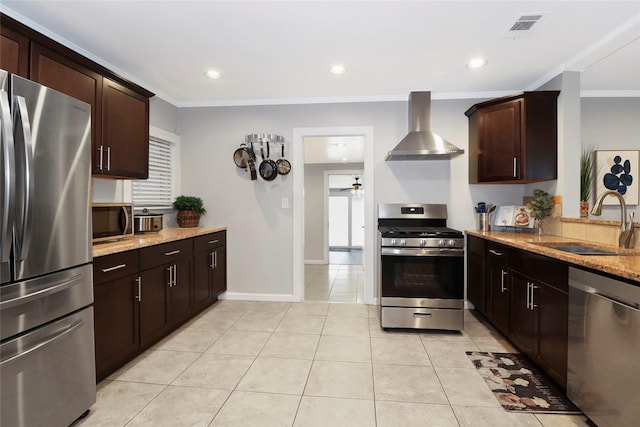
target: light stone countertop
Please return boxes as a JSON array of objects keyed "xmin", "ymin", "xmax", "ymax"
[
  {"xmin": 93, "ymin": 226, "xmax": 226, "ymax": 258},
  {"xmin": 466, "ymin": 230, "xmax": 640, "ymax": 283}
]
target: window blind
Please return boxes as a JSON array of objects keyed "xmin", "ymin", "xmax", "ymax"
[{"xmin": 132, "ymin": 136, "xmax": 174, "ymax": 208}]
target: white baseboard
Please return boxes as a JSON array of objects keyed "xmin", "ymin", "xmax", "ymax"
[{"xmin": 220, "ymin": 291, "xmax": 302, "ymax": 302}]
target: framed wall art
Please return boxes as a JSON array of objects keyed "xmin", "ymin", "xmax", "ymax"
[{"xmin": 594, "ymin": 150, "xmax": 639, "ymax": 205}]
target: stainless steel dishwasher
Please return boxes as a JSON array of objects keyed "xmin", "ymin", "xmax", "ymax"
[{"xmin": 567, "ymin": 267, "xmax": 640, "ymax": 427}]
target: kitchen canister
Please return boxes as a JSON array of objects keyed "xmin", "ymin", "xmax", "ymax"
[{"xmin": 477, "ymin": 212, "xmax": 491, "ymax": 231}]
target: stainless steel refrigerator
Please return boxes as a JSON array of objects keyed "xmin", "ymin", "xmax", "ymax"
[{"xmin": 1, "ymin": 70, "xmax": 96, "ymax": 426}]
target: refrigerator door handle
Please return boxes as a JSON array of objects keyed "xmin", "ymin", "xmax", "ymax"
[
  {"xmin": 0, "ymin": 273, "xmax": 84, "ymax": 309},
  {"xmin": 13, "ymin": 95, "xmax": 34, "ymax": 263},
  {"xmin": 0, "ymin": 88, "xmax": 15, "ymax": 266}
]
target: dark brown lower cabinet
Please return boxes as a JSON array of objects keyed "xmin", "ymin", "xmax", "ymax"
[
  {"xmin": 508, "ymin": 247, "xmax": 569, "ymax": 388},
  {"xmin": 93, "ymin": 250, "xmax": 140, "ymax": 381},
  {"xmin": 466, "ymin": 235, "xmax": 486, "ymax": 314},
  {"xmin": 486, "ymin": 242, "xmax": 510, "ymax": 336},
  {"xmin": 193, "ymin": 231, "xmax": 227, "ymax": 312}
]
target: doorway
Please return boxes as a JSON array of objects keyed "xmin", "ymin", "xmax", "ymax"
[
  {"xmin": 292, "ymin": 126, "xmax": 375, "ymax": 305},
  {"xmin": 328, "ymin": 172, "xmax": 364, "ymax": 265}
]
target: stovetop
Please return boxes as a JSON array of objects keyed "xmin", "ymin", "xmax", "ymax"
[{"xmin": 378, "ymin": 226, "xmax": 463, "ymax": 239}]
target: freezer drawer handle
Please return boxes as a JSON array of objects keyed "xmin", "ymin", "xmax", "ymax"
[
  {"xmin": 0, "ymin": 318, "xmax": 84, "ymax": 365},
  {"xmin": 101, "ymin": 263, "xmax": 126, "ymax": 273},
  {"xmin": 0, "ymin": 273, "xmax": 83, "ymax": 309},
  {"xmin": 413, "ymin": 312, "xmax": 432, "ymax": 318}
]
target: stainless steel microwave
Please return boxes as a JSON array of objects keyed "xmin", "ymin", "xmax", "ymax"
[{"xmin": 91, "ymin": 203, "xmax": 134, "ymax": 242}]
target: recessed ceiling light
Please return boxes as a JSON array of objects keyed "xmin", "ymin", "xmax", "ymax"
[
  {"xmin": 466, "ymin": 58, "xmax": 487, "ymax": 69},
  {"xmin": 204, "ymin": 69, "xmax": 223, "ymax": 79},
  {"xmin": 330, "ymin": 65, "xmax": 347, "ymax": 75}
]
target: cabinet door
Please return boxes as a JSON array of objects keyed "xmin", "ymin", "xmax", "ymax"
[
  {"xmin": 0, "ymin": 25, "xmax": 29, "ymax": 77},
  {"xmin": 486, "ymin": 244, "xmax": 510, "ymax": 334},
  {"xmin": 212, "ymin": 246, "xmax": 227, "ymax": 297},
  {"xmin": 93, "ymin": 275, "xmax": 139, "ymax": 381},
  {"xmin": 193, "ymin": 250, "xmax": 213, "ymax": 311},
  {"xmin": 466, "ymin": 236, "xmax": 486, "ymax": 314},
  {"xmin": 538, "ymin": 283, "xmax": 568, "ymax": 387},
  {"xmin": 477, "ymin": 99, "xmax": 521, "ymax": 182},
  {"xmin": 139, "ymin": 265, "xmax": 169, "ymax": 347},
  {"xmin": 30, "ymin": 43, "xmax": 102, "ymax": 159},
  {"xmin": 509, "ymin": 271, "xmax": 539, "ymax": 356},
  {"xmin": 168, "ymin": 258, "xmax": 192, "ymax": 325},
  {"xmin": 101, "ymin": 78, "xmax": 149, "ymax": 179}
]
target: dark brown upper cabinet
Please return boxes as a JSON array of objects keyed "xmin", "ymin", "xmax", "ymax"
[
  {"xmin": 1, "ymin": 13, "xmax": 153, "ymax": 180},
  {"xmin": 466, "ymin": 91, "xmax": 560, "ymax": 184}
]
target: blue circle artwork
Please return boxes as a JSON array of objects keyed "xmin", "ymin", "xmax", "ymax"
[{"xmin": 603, "ymin": 154, "xmax": 634, "ymax": 196}]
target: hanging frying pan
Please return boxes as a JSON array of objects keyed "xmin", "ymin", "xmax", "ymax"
[
  {"xmin": 233, "ymin": 143, "xmax": 255, "ymax": 168},
  {"xmin": 259, "ymin": 142, "xmax": 278, "ymax": 181},
  {"xmin": 276, "ymin": 143, "xmax": 291, "ymax": 175}
]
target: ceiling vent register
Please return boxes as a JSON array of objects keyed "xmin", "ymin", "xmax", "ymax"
[{"xmin": 505, "ymin": 14, "xmax": 544, "ymax": 37}]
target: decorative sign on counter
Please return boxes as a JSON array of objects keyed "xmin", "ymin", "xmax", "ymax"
[{"xmin": 493, "ymin": 206, "xmax": 534, "ymax": 229}]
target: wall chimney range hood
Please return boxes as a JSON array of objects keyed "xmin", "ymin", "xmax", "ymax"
[{"xmin": 386, "ymin": 91, "xmax": 464, "ymax": 161}]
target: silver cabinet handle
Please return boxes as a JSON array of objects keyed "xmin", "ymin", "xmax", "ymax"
[
  {"xmin": 166, "ymin": 265, "xmax": 173, "ymax": 287},
  {"xmin": 164, "ymin": 250, "xmax": 181, "ymax": 256},
  {"xmin": 135, "ymin": 277, "xmax": 141, "ymax": 302},
  {"xmin": 210, "ymin": 251, "xmax": 214, "ymax": 269},
  {"xmin": 526, "ymin": 282, "xmax": 531, "ymax": 309},
  {"xmin": 530, "ymin": 283, "xmax": 538, "ymax": 310},
  {"xmin": 213, "ymin": 251, "xmax": 217, "ymax": 269},
  {"xmin": 101, "ymin": 263, "xmax": 126, "ymax": 273},
  {"xmin": 208, "ymin": 239, "xmax": 219, "ymax": 244},
  {"xmin": 489, "ymin": 250, "xmax": 504, "ymax": 256},
  {"xmin": 97, "ymin": 145, "xmax": 104, "ymax": 171},
  {"xmin": 513, "ymin": 157, "xmax": 517, "ymax": 178},
  {"xmin": 501, "ymin": 270, "xmax": 508, "ymax": 292},
  {"xmin": 172, "ymin": 265, "xmax": 177, "ymax": 287},
  {"xmin": 106, "ymin": 146, "xmax": 111, "ymax": 171}
]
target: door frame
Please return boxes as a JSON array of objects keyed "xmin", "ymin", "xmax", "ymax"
[{"xmin": 292, "ymin": 126, "xmax": 375, "ymax": 304}]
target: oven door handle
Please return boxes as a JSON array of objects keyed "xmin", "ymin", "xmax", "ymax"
[{"xmin": 381, "ymin": 248, "xmax": 464, "ymax": 257}]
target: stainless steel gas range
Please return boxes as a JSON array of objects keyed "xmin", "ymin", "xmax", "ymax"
[{"xmin": 378, "ymin": 203, "xmax": 464, "ymax": 331}]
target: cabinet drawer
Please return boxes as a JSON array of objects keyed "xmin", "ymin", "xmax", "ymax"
[
  {"xmin": 93, "ymin": 250, "xmax": 139, "ymax": 285},
  {"xmin": 140, "ymin": 239, "xmax": 192, "ymax": 271},
  {"xmin": 486, "ymin": 242, "xmax": 509, "ymax": 266},
  {"xmin": 467, "ymin": 235, "xmax": 485, "ymax": 255},
  {"xmin": 510, "ymin": 249, "xmax": 568, "ymax": 291},
  {"xmin": 193, "ymin": 231, "xmax": 226, "ymax": 253}
]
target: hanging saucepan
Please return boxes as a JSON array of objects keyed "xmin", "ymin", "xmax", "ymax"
[
  {"xmin": 276, "ymin": 143, "xmax": 291, "ymax": 175},
  {"xmin": 258, "ymin": 142, "xmax": 278, "ymax": 181},
  {"xmin": 246, "ymin": 154, "xmax": 257, "ymax": 181},
  {"xmin": 233, "ymin": 143, "xmax": 255, "ymax": 168}
]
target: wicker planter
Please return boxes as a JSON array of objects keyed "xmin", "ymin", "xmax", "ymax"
[{"xmin": 176, "ymin": 210, "xmax": 201, "ymax": 228}]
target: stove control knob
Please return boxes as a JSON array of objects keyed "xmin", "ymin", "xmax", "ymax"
[
  {"xmin": 438, "ymin": 239, "xmax": 445, "ymax": 247},
  {"xmin": 448, "ymin": 239, "xmax": 456, "ymax": 247},
  {"xmin": 400, "ymin": 239, "xmax": 406, "ymax": 246},
  {"xmin": 420, "ymin": 239, "xmax": 427, "ymax": 247},
  {"xmin": 391, "ymin": 239, "xmax": 397, "ymax": 246}
]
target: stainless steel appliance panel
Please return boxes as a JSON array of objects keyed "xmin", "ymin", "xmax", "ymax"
[
  {"xmin": 567, "ymin": 267, "xmax": 640, "ymax": 427},
  {"xmin": 10, "ymin": 74, "xmax": 91, "ymax": 281},
  {"xmin": 1, "ymin": 306, "xmax": 96, "ymax": 427},
  {"xmin": 1, "ymin": 70, "xmax": 15, "ymax": 284},
  {"xmin": 381, "ymin": 306, "xmax": 464, "ymax": 330},
  {"xmin": 0, "ymin": 264, "xmax": 93, "ymax": 340},
  {"xmin": 380, "ymin": 296, "xmax": 464, "ymax": 309}
]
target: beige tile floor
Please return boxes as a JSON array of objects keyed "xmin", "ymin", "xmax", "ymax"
[
  {"xmin": 305, "ymin": 264, "xmax": 365, "ymax": 303},
  {"xmin": 76, "ymin": 301, "xmax": 589, "ymax": 427}
]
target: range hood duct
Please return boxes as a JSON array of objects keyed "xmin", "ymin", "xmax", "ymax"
[{"xmin": 386, "ymin": 91, "xmax": 464, "ymax": 161}]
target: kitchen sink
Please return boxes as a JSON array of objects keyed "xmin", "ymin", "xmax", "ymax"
[{"xmin": 532, "ymin": 242, "xmax": 621, "ymax": 256}]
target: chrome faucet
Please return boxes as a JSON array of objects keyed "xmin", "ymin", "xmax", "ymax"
[{"xmin": 591, "ymin": 191, "xmax": 636, "ymax": 248}]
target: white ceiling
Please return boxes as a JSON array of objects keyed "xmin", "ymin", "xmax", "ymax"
[{"xmin": 2, "ymin": 1, "xmax": 639, "ymax": 108}]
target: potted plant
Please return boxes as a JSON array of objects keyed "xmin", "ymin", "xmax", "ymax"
[
  {"xmin": 526, "ymin": 189, "xmax": 554, "ymax": 235},
  {"xmin": 580, "ymin": 148, "xmax": 594, "ymax": 218},
  {"xmin": 173, "ymin": 195, "xmax": 206, "ymax": 228}
]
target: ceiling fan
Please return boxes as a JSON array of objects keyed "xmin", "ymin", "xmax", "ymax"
[{"xmin": 339, "ymin": 177, "xmax": 363, "ymax": 194}]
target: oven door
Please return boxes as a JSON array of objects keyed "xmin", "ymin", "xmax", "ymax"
[{"xmin": 380, "ymin": 248, "xmax": 464, "ymax": 307}]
